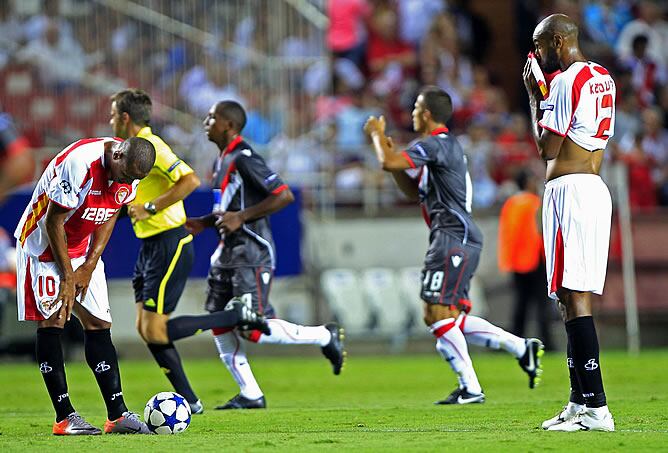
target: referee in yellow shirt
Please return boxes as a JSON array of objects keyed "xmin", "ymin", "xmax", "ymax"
[{"xmin": 110, "ymin": 89, "xmax": 202, "ymax": 412}]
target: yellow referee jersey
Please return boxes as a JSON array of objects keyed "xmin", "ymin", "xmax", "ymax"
[{"xmin": 132, "ymin": 127, "xmax": 194, "ymax": 239}]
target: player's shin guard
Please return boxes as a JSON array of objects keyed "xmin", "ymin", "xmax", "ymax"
[
  {"xmin": 147, "ymin": 343, "xmax": 198, "ymax": 403},
  {"xmin": 431, "ymin": 318, "xmax": 482, "ymax": 394},
  {"xmin": 36, "ymin": 327, "xmax": 75, "ymax": 422},
  {"xmin": 565, "ymin": 316, "xmax": 606, "ymax": 408},
  {"xmin": 213, "ymin": 330, "xmax": 263, "ymax": 399},
  {"xmin": 567, "ymin": 339, "xmax": 586, "ymax": 405},
  {"xmin": 460, "ymin": 315, "xmax": 527, "ymax": 358},
  {"xmin": 167, "ymin": 310, "xmax": 240, "ymax": 342},
  {"xmin": 84, "ymin": 329, "xmax": 127, "ymax": 420},
  {"xmin": 254, "ymin": 319, "xmax": 331, "ymax": 346}
]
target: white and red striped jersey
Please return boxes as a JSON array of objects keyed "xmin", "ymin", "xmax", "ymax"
[
  {"xmin": 538, "ymin": 61, "xmax": 616, "ymax": 151},
  {"xmin": 14, "ymin": 137, "xmax": 138, "ymax": 261}
]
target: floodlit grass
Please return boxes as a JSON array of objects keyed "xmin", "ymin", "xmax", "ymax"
[{"xmin": 1, "ymin": 350, "xmax": 667, "ymax": 451}]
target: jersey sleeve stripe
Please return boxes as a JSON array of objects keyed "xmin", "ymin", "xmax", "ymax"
[
  {"xmin": 538, "ymin": 121, "xmax": 567, "ymax": 137},
  {"xmin": 401, "ymin": 151, "xmax": 417, "ymax": 169},
  {"xmin": 271, "ymin": 184, "xmax": 289, "ymax": 195}
]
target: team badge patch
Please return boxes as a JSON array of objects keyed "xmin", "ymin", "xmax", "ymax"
[{"xmin": 115, "ymin": 186, "xmax": 130, "ymax": 204}]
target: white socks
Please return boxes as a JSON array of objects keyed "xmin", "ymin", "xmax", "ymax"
[
  {"xmin": 460, "ymin": 315, "xmax": 527, "ymax": 358},
  {"xmin": 213, "ymin": 331, "xmax": 263, "ymax": 399},
  {"xmin": 431, "ymin": 318, "xmax": 482, "ymax": 394},
  {"xmin": 256, "ymin": 319, "xmax": 331, "ymax": 347}
]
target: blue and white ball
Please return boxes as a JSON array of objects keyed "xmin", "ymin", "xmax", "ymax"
[{"xmin": 144, "ymin": 392, "xmax": 191, "ymax": 434}]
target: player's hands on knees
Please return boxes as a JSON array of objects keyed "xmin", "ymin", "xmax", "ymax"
[
  {"xmin": 364, "ymin": 115, "xmax": 386, "ymax": 137},
  {"xmin": 73, "ymin": 263, "xmax": 95, "ymax": 302},
  {"xmin": 56, "ymin": 277, "xmax": 76, "ymax": 321},
  {"xmin": 215, "ymin": 211, "xmax": 243, "ymax": 235}
]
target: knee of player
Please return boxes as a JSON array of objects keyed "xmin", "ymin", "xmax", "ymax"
[
  {"xmin": 82, "ymin": 318, "xmax": 112, "ymax": 330},
  {"xmin": 39, "ymin": 314, "xmax": 67, "ymax": 329},
  {"xmin": 141, "ymin": 321, "xmax": 168, "ymax": 344}
]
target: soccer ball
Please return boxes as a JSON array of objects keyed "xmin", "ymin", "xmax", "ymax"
[{"xmin": 144, "ymin": 392, "xmax": 191, "ymax": 434}]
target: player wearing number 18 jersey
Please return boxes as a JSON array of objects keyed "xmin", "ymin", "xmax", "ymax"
[
  {"xmin": 524, "ymin": 14, "xmax": 615, "ymax": 431},
  {"xmin": 15, "ymin": 136, "xmax": 156, "ymax": 435},
  {"xmin": 365, "ymin": 86, "xmax": 544, "ymax": 405}
]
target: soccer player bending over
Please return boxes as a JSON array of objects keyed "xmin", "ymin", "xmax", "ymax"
[
  {"xmin": 185, "ymin": 100, "xmax": 345, "ymax": 409},
  {"xmin": 524, "ymin": 14, "xmax": 615, "ymax": 431},
  {"xmin": 110, "ymin": 89, "xmax": 267, "ymax": 415},
  {"xmin": 15, "ymin": 137, "xmax": 156, "ymax": 434},
  {"xmin": 364, "ymin": 87, "xmax": 544, "ymax": 405}
]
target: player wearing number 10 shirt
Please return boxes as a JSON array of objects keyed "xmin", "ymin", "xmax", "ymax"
[
  {"xmin": 364, "ymin": 87, "xmax": 544, "ymax": 406},
  {"xmin": 524, "ymin": 14, "xmax": 616, "ymax": 431},
  {"xmin": 14, "ymin": 136, "xmax": 156, "ymax": 435}
]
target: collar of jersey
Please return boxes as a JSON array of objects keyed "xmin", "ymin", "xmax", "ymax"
[
  {"xmin": 224, "ymin": 135, "xmax": 243, "ymax": 156},
  {"xmin": 430, "ymin": 127, "xmax": 449, "ymax": 136},
  {"xmin": 137, "ymin": 126, "xmax": 152, "ymax": 137}
]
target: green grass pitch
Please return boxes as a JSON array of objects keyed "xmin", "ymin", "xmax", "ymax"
[{"xmin": 2, "ymin": 350, "xmax": 667, "ymax": 451}]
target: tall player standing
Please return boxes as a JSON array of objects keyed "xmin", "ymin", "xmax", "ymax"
[
  {"xmin": 364, "ymin": 87, "xmax": 544, "ymax": 405},
  {"xmin": 15, "ymin": 136, "xmax": 155, "ymax": 434},
  {"xmin": 523, "ymin": 14, "xmax": 616, "ymax": 431},
  {"xmin": 186, "ymin": 101, "xmax": 345, "ymax": 409}
]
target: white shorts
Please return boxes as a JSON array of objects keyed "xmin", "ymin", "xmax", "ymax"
[
  {"xmin": 16, "ymin": 242, "xmax": 111, "ymax": 322},
  {"xmin": 542, "ymin": 174, "xmax": 612, "ymax": 300}
]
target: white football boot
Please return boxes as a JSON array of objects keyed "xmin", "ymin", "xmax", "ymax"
[
  {"xmin": 541, "ymin": 402, "xmax": 584, "ymax": 429},
  {"xmin": 547, "ymin": 406, "xmax": 615, "ymax": 432}
]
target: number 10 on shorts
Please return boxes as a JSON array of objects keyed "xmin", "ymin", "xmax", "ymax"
[
  {"xmin": 423, "ymin": 271, "xmax": 444, "ymax": 292},
  {"xmin": 37, "ymin": 275, "xmax": 57, "ymax": 298}
]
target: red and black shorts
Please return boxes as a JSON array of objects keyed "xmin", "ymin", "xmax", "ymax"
[{"xmin": 420, "ymin": 229, "xmax": 481, "ymax": 312}]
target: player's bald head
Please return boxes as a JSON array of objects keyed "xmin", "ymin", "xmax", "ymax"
[
  {"xmin": 124, "ymin": 137, "xmax": 155, "ymax": 177},
  {"xmin": 533, "ymin": 14, "xmax": 579, "ymax": 42}
]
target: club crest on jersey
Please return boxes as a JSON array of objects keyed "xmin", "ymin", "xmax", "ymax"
[
  {"xmin": 451, "ymin": 255, "xmax": 463, "ymax": 268},
  {"xmin": 115, "ymin": 186, "xmax": 130, "ymax": 204}
]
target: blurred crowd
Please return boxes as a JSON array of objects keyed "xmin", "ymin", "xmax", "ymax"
[{"xmin": 1, "ymin": 0, "xmax": 668, "ymax": 210}]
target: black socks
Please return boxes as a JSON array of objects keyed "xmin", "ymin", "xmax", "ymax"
[
  {"xmin": 166, "ymin": 310, "xmax": 240, "ymax": 342},
  {"xmin": 84, "ymin": 329, "xmax": 127, "ymax": 420},
  {"xmin": 565, "ymin": 316, "xmax": 607, "ymax": 408},
  {"xmin": 36, "ymin": 327, "xmax": 75, "ymax": 422},
  {"xmin": 566, "ymin": 340, "xmax": 585, "ymax": 405},
  {"xmin": 147, "ymin": 343, "xmax": 198, "ymax": 403}
]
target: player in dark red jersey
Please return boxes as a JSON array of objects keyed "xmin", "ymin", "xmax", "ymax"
[
  {"xmin": 186, "ymin": 100, "xmax": 345, "ymax": 409},
  {"xmin": 365, "ymin": 86, "xmax": 544, "ymax": 405}
]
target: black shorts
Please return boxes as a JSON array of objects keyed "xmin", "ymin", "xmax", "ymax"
[
  {"xmin": 205, "ymin": 265, "xmax": 275, "ymax": 318},
  {"xmin": 420, "ymin": 229, "xmax": 481, "ymax": 309},
  {"xmin": 133, "ymin": 226, "xmax": 194, "ymax": 314}
]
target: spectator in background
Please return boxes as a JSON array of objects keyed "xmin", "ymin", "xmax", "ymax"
[
  {"xmin": 498, "ymin": 170, "xmax": 554, "ymax": 350},
  {"xmin": 0, "ymin": 0, "xmax": 24, "ymax": 69},
  {"xmin": 616, "ymin": 0, "xmax": 668, "ymax": 67},
  {"xmin": 582, "ymin": 0, "xmax": 633, "ymax": 49},
  {"xmin": 397, "ymin": 0, "xmax": 446, "ymax": 47},
  {"xmin": 494, "ymin": 113, "xmax": 536, "ymax": 184},
  {"xmin": 459, "ymin": 121, "xmax": 497, "ymax": 209},
  {"xmin": 0, "ymin": 111, "xmax": 33, "ymax": 203},
  {"xmin": 326, "ymin": 0, "xmax": 371, "ymax": 69},
  {"xmin": 448, "ymin": 0, "xmax": 491, "ymax": 64},
  {"xmin": 616, "ymin": 133, "xmax": 658, "ymax": 209},
  {"xmin": 179, "ymin": 58, "xmax": 246, "ymax": 117},
  {"xmin": 420, "ymin": 13, "xmax": 473, "ymax": 113},
  {"xmin": 611, "ymin": 91, "xmax": 642, "ymax": 148},
  {"xmin": 16, "ymin": 20, "xmax": 87, "ymax": 89},
  {"xmin": 637, "ymin": 107, "xmax": 668, "ymax": 204},
  {"xmin": 366, "ymin": 8, "xmax": 417, "ymax": 97},
  {"xmin": 23, "ymin": 0, "xmax": 73, "ymax": 45},
  {"xmin": 618, "ymin": 34, "xmax": 666, "ymax": 108}
]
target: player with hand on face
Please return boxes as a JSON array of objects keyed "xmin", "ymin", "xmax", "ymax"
[
  {"xmin": 524, "ymin": 14, "xmax": 616, "ymax": 432},
  {"xmin": 110, "ymin": 89, "xmax": 268, "ymax": 416},
  {"xmin": 15, "ymin": 136, "xmax": 155, "ymax": 435},
  {"xmin": 364, "ymin": 86, "xmax": 544, "ymax": 405},
  {"xmin": 186, "ymin": 100, "xmax": 345, "ymax": 410}
]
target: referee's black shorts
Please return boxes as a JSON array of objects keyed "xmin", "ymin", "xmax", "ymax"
[{"xmin": 133, "ymin": 225, "xmax": 194, "ymax": 314}]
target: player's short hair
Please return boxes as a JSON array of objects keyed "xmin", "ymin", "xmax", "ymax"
[
  {"xmin": 420, "ymin": 86, "xmax": 453, "ymax": 125},
  {"xmin": 216, "ymin": 100, "xmax": 247, "ymax": 132},
  {"xmin": 111, "ymin": 89, "xmax": 152, "ymax": 127},
  {"xmin": 126, "ymin": 137, "xmax": 156, "ymax": 175}
]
